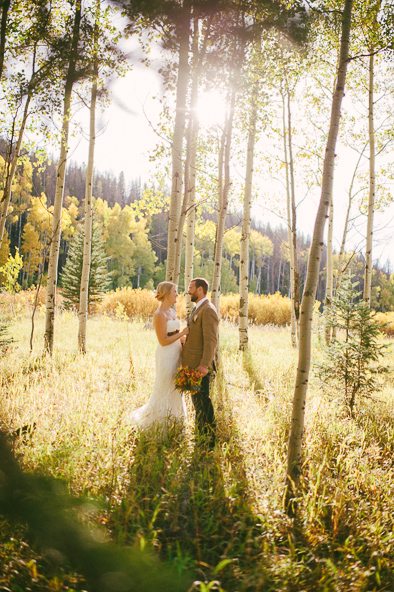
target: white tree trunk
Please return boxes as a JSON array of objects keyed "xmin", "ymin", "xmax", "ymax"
[
  {"xmin": 287, "ymin": 89, "xmax": 300, "ymax": 342},
  {"xmin": 364, "ymin": 51, "xmax": 375, "ymax": 307},
  {"xmin": 211, "ymin": 90, "xmax": 235, "ymax": 312},
  {"xmin": 325, "ymin": 196, "xmax": 334, "ymax": 344},
  {"xmin": 44, "ymin": 0, "xmax": 82, "ymax": 354},
  {"xmin": 78, "ymin": 76, "xmax": 97, "ymax": 353},
  {"xmin": 286, "ymin": 0, "xmax": 353, "ymax": 508},
  {"xmin": 335, "ymin": 144, "xmax": 365, "ymax": 297},
  {"xmin": 175, "ymin": 17, "xmax": 210, "ymax": 291},
  {"xmin": 277, "ymin": 260, "xmax": 282, "ymax": 292},
  {"xmin": 239, "ymin": 78, "xmax": 258, "ymax": 351},
  {"xmin": 282, "ymin": 89, "xmax": 297, "ymax": 348},
  {"xmin": 184, "ymin": 116, "xmax": 199, "ymax": 315},
  {"xmin": 257, "ymin": 265, "xmax": 262, "ymax": 295},
  {"xmin": 165, "ymin": 0, "xmax": 191, "ymax": 282},
  {"xmin": 0, "ymin": 94, "xmax": 31, "ymax": 247}
]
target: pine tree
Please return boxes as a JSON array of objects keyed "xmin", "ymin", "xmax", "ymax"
[
  {"xmin": 318, "ymin": 273, "xmax": 389, "ymax": 414},
  {"xmin": 60, "ymin": 221, "xmax": 110, "ymax": 310}
]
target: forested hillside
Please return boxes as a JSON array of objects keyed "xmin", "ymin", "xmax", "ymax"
[{"xmin": 1, "ymin": 150, "xmax": 393, "ymax": 311}]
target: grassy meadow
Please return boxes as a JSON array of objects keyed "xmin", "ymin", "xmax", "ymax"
[{"xmin": 1, "ymin": 303, "xmax": 394, "ymax": 591}]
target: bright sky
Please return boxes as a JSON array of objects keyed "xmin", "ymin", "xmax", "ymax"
[
  {"xmin": 68, "ymin": 61, "xmax": 162, "ymax": 182},
  {"xmin": 68, "ymin": 59, "xmax": 394, "ymax": 271}
]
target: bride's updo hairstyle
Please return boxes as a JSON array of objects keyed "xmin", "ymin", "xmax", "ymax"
[{"xmin": 155, "ymin": 281, "xmax": 176, "ymax": 302}]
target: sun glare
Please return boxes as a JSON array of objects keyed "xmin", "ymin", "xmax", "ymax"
[{"xmin": 195, "ymin": 90, "xmax": 225, "ymax": 128}]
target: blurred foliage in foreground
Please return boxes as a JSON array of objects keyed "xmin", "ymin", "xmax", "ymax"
[{"xmin": 0, "ymin": 432, "xmax": 188, "ymax": 592}]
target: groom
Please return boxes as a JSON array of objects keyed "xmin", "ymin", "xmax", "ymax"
[{"xmin": 182, "ymin": 278, "xmax": 219, "ymax": 448}]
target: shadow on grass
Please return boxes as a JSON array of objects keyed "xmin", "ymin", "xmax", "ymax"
[
  {"xmin": 113, "ymin": 371, "xmax": 274, "ymax": 591},
  {"xmin": 353, "ymin": 402, "xmax": 394, "ymax": 462},
  {"xmin": 241, "ymin": 350, "xmax": 274, "ymax": 402}
]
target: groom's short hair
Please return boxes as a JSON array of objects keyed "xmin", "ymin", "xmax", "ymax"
[{"xmin": 192, "ymin": 277, "xmax": 209, "ymax": 294}]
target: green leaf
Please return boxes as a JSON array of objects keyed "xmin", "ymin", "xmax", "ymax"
[{"xmin": 213, "ymin": 559, "xmax": 233, "ymax": 574}]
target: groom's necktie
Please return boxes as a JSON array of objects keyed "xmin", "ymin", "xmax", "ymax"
[{"xmin": 188, "ymin": 307, "xmax": 197, "ymax": 326}]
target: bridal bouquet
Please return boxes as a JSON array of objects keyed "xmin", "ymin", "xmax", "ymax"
[{"xmin": 174, "ymin": 366, "xmax": 202, "ymax": 395}]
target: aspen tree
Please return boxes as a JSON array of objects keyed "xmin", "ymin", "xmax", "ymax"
[
  {"xmin": 325, "ymin": 195, "xmax": 334, "ymax": 344},
  {"xmin": 165, "ymin": 0, "xmax": 191, "ymax": 282},
  {"xmin": 174, "ymin": 16, "xmax": 211, "ymax": 292},
  {"xmin": 0, "ymin": 95, "xmax": 31, "ymax": 247},
  {"xmin": 286, "ymin": 0, "xmax": 353, "ymax": 510},
  {"xmin": 78, "ymin": 62, "xmax": 98, "ymax": 353},
  {"xmin": 0, "ymin": 0, "xmax": 10, "ymax": 79},
  {"xmin": 286, "ymin": 85, "xmax": 300, "ymax": 341},
  {"xmin": 282, "ymin": 92, "xmax": 297, "ymax": 347},
  {"xmin": 183, "ymin": 19, "xmax": 206, "ymax": 315},
  {"xmin": 211, "ymin": 89, "xmax": 236, "ymax": 312},
  {"xmin": 364, "ymin": 51, "xmax": 375, "ymax": 307},
  {"xmin": 239, "ymin": 40, "xmax": 259, "ymax": 351},
  {"xmin": 211, "ymin": 32, "xmax": 245, "ymax": 311},
  {"xmin": 0, "ymin": 2, "xmax": 56, "ymax": 250},
  {"xmin": 44, "ymin": 0, "xmax": 82, "ymax": 354}
]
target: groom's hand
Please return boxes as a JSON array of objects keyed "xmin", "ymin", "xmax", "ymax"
[{"xmin": 197, "ymin": 365, "xmax": 208, "ymax": 377}]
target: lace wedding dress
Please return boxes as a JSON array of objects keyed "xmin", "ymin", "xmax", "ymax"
[{"xmin": 128, "ymin": 319, "xmax": 187, "ymax": 433}]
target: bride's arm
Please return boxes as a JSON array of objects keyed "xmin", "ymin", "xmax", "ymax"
[{"xmin": 153, "ymin": 312, "xmax": 188, "ymax": 346}]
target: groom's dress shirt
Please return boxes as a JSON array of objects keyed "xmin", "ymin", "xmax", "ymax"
[
  {"xmin": 188, "ymin": 296, "xmax": 208, "ymax": 324},
  {"xmin": 182, "ymin": 298, "xmax": 219, "ymax": 370},
  {"xmin": 195, "ymin": 296, "xmax": 208, "ymax": 309}
]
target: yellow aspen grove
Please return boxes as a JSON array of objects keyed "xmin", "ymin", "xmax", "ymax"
[
  {"xmin": 0, "ymin": 94, "xmax": 31, "ymax": 248},
  {"xmin": 286, "ymin": 0, "xmax": 353, "ymax": 511}
]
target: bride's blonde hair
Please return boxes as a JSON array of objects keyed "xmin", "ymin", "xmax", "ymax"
[{"xmin": 155, "ymin": 281, "xmax": 176, "ymax": 302}]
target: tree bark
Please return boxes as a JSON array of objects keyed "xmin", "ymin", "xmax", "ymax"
[
  {"xmin": 282, "ymin": 87, "xmax": 297, "ymax": 347},
  {"xmin": 324, "ymin": 195, "xmax": 334, "ymax": 344},
  {"xmin": 287, "ymin": 88, "xmax": 300, "ymax": 341},
  {"xmin": 211, "ymin": 89, "xmax": 235, "ymax": 312},
  {"xmin": 286, "ymin": 0, "xmax": 353, "ymax": 511},
  {"xmin": 78, "ymin": 74, "xmax": 97, "ymax": 353},
  {"xmin": 44, "ymin": 0, "xmax": 82, "ymax": 354},
  {"xmin": 0, "ymin": 0, "xmax": 10, "ymax": 80},
  {"xmin": 239, "ymin": 71, "xmax": 258, "ymax": 351},
  {"xmin": 165, "ymin": 0, "xmax": 191, "ymax": 282},
  {"xmin": 364, "ymin": 51, "xmax": 375, "ymax": 307},
  {"xmin": 174, "ymin": 16, "xmax": 210, "ymax": 291}
]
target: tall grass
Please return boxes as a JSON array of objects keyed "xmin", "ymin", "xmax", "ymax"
[
  {"xmin": 1, "ymin": 311, "xmax": 394, "ymax": 591},
  {"xmin": 97, "ymin": 289, "xmax": 291, "ymax": 326}
]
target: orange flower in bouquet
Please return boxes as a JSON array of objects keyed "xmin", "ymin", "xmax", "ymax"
[{"xmin": 174, "ymin": 366, "xmax": 202, "ymax": 395}]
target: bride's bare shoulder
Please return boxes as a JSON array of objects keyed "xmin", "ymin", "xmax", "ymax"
[{"xmin": 153, "ymin": 308, "xmax": 166, "ymax": 323}]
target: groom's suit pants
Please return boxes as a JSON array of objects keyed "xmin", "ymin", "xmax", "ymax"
[{"xmin": 192, "ymin": 374, "xmax": 216, "ymax": 445}]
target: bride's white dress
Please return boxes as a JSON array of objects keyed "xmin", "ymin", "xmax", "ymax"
[{"xmin": 128, "ymin": 319, "xmax": 187, "ymax": 432}]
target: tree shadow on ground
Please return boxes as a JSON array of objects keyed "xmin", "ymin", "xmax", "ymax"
[
  {"xmin": 353, "ymin": 402, "xmax": 394, "ymax": 464},
  {"xmin": 115, "ymin": 373, "xmax": 274, "ymax": 591},
  {"xmin": 241, "ymin": 350, "xmax": 276, "ymax": 403}
]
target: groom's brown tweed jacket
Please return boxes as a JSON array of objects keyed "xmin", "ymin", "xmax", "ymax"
[{"xmin": 182, "ymin": 299, "xmax": 219, "ymax": 369}]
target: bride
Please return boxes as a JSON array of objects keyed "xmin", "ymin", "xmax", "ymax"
[{"xmin": 128, "ymin": 282, "xmax": 189, "ymax": 433}]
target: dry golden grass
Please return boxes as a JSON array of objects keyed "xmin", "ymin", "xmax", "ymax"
[
  {"xmin": 97, "ymin": 289, "xmax": 291, "ymax": 326},
  {"xmin": 375, "ymin": 311, "xmax": 394, "ymax": 336},
  {"xmin": 1, "ymin": 309, "xmax": 394, "ymax": 591}
]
